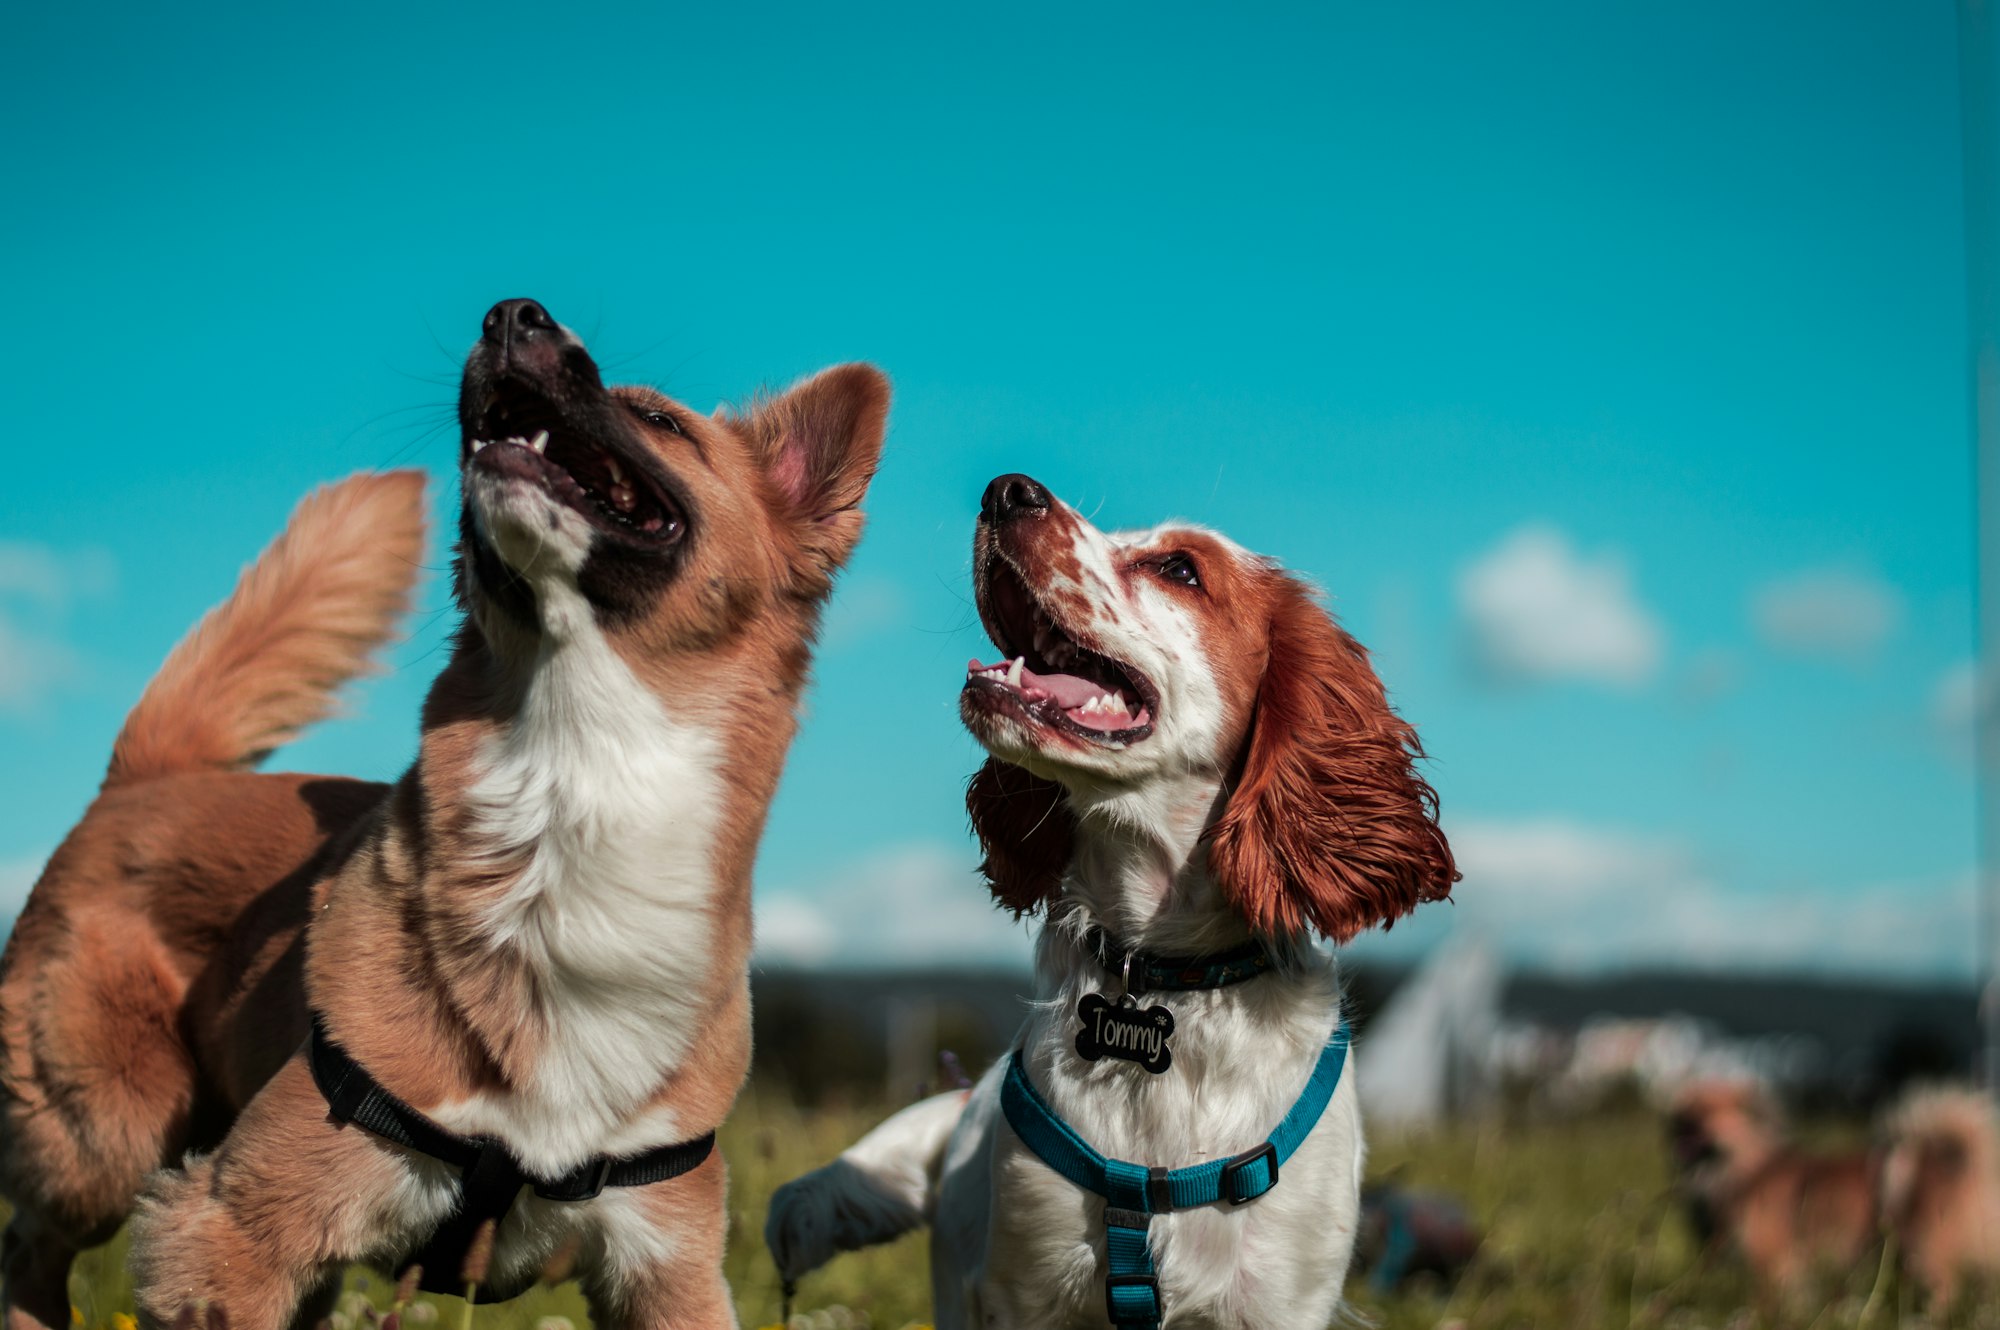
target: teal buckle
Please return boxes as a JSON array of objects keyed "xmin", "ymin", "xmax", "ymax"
[
  {"xmin": 1105, "ymin": 1272, "xmax": 1161, "ymax": 1324},
  {"xmin": 1222, "ymin": 1141, "xmax": 1278, "ymax": 1203}
]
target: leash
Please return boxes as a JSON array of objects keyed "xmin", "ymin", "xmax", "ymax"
[
  {"xmin": 308, "ymin": 1013, "xmax": 715, "ymax": 1299},
  {"xmin": 1000, "ymin": 1023, "xmax": 1349, "ymax": 1330}
]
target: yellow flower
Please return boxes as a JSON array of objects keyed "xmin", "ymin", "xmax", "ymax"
[
  {"xmin": 113, "ymin": 1316, "xmax": 138, "ymax": 1330},
  {"xmin": 68, "ymin": 1310, "xmax": 82, "ymax": 1328}
]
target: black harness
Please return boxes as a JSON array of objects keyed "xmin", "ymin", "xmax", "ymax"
[{"xmin": 307, "ymin": 1013, "xmax": 715, "ymax": 1299}]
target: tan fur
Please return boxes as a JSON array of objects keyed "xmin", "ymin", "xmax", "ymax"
[
  {"xmin": 1669, "ymin": 1078, "xmax": 2000, "ymax": 1311},
  {"xmin": 107, "ymin": 472, "xmax": 427, "ymax": 784},
  {"xmin": 1880, "ymin": 1085, "xmax": 2000, "ymax": 1309},
  {"xmin": 0, "ymin": 473, "xmax": 423, "ymax": 1330},
  {"xmin": 0, "ymin": 317, "xmax": 888, "ymax": 1330},
  {"xmin": 1667, "ymin": 1080, "xmax": 1879, "ymax": 1307}
]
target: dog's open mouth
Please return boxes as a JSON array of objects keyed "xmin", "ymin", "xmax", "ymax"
[
  {"xmin": 465, "ymin": 385, "xmax": 683, "ymax": 543},
  {"xmin": 964, "ymin": 559, "xmax": 1156, "ymax": 743}
]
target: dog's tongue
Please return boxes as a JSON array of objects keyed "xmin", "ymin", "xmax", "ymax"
[{"xmin": 966, "ymin": 658, "xmax": 1112, "ymax": 710}]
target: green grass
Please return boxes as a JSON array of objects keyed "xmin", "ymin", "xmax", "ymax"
[{"xmin": 41, "ymin": 1094, "xmax": 2000, "ymax": 1330}]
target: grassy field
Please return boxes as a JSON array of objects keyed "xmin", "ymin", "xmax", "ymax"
[{"xmin": 47, "ymin": 1092, "xmax": 2000, "ymax": 1330}]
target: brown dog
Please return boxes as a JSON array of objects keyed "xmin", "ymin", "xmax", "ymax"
[
  {"xmin": 0, "ymin": 299, "xmax": 887, "ymax": 1330},
  {"xmin": 1666, "ymin": 1079, "xmax": 1879, "ymax": 1303},
  {"xmin": 1668, "ymin": 1078, "xmax": 2000, "ymax": 1311},
  {"xmin": 1880, "ymin": 1086, "xmax": 2000, "ymax": 1310}
]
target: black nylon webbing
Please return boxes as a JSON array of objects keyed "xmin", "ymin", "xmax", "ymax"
[{"xmin": 307, "ymin": 1012, "xmax": 715, "ymax": 1295}]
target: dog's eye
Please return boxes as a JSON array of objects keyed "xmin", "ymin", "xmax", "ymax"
[
  {"xmin": 641, "ymin": 410, "xmax": 683, "ymax": 435},
  {"xmin": 1156, "ymin": 553, "xmax": 1201, "ymax": 588}
]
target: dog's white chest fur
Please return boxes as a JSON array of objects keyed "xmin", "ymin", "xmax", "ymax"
[
  {"xmin": 944, "ymin": 965, "xmax": 1366, "ymax": 1330},
  {"xmin": 439, "ymin": 581, "xmax": 723, "ymax": 1178}
]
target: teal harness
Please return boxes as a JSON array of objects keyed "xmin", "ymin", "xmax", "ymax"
[{"xmin": 999, "ymin": 1024, "xmax": 1350, "ymax": 1330}]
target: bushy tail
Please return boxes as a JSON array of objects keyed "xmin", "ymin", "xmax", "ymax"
[
  {"xmin": 765, "ymin": 1089, "xmax": 970, "ymax": 1283},
  {"xmin": 106, "ymin": 471, "xmax": 428, "ymax": 785}
]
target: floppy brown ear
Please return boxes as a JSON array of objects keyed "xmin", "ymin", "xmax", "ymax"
[
  {"xmin": 1207, "ymin": 574, "xmax": 1457, "ymax": 942},
  {"xmin": 737, "ymin": 363, "xmax": 890, "ymax": 584},
  {"xmin": 966, "ymin": 757, "xmax": 1076, "ymax": 916}
]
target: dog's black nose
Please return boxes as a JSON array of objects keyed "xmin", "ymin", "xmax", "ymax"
[
  {"xmin": 482, "ymin": 298, "xmax": 558, "ymax": 345},
  {"xmin": 982, "ymin": 474, "xmax": 1052, "ymax": 524}
]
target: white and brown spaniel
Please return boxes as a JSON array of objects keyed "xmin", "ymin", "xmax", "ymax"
[{"xmin": 768, "ymin": 474, "xmax": 1457, "ymax": 1330}]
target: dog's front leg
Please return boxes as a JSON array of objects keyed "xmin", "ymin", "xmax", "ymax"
[
  {"xmin": 579, "ymin": 1154, "xmax": 735, "ymax": 1330},
  {"xmin": 128, "ymin": 1056, "xmax": 452, "ymax": 1330}
]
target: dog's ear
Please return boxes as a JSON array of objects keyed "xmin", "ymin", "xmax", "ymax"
[
  {"xmin": 738, "ymin": 363, "xmax": 890, "ymax": 584},
  {"xmin": 967, "ymin": 757, "xmax": 1075, "ymax": 915},
  {"xmin": 1207, "ymin": 573, "xmax": 1457, "ymax": 942}
]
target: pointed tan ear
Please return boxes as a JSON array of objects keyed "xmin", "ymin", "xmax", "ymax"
[
  {"xmin": 1207, "ymin": 574, "xmax": 1458, "ymax": 942},
  {"xmin": 967, "ymin": 757, "xmax": 1075, "ymax": 916},
  {"xmin": 735, "ymin": 363, "xmax": 890, "ymax": 584}
]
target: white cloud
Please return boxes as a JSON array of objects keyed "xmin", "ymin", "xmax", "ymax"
[
  {"xmin": 1356, "ymin": 816, "xmax": 1977, "ymax": 980},
  {"xmin": 0, "ymin": 542, "xmax": 115, "ymax": 606},
  {"xmin": 755, "ymin": 842, "xmax": 1033, "ymax": 969},
  {"xmin": 1750, "ymin": 567, "xmax": 1902, "ymax": 658},
  {"xmin": 0, "ymin": 541, "xmax": 115, "ymax": 713},
  {"xmin": 0, "ymin": 616, "xmax": 77, "ymax": 711},
  {"xmin": 1449, "ymin": 817, "xmax": 1688, "ymax": 907},
  {"xmin": 1456, "ymin": 525, "xmax": 1663, "ymax": 688}
]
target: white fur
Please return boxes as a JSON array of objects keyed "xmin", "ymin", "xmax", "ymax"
[
  {"xmin": 771, "ymin": 503, "xmax": 1369, "ymax": 1328},
  {"xmin": 474, "ymin": 1186, "xmax": 681, "ymax": 1300},
  {"xmin": 434, "ymin": 470, "xmax": 724, "ymax": 1173},
  {"xmin": 978, "ymin": 515, "xmax": 1242, "ymax": 798}
]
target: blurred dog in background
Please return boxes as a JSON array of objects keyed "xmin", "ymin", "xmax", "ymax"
[{"xmin": 1667, "ymin": 1078, "xmax": 2000, "ymax": 1310}]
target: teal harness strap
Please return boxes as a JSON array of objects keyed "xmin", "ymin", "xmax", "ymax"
[{"xmin": 1000, "ymin": 1024, "xmax": 1350, "ymax": 1330}]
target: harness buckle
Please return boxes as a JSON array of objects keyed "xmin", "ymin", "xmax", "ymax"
[
  {"xmin": 1220, "ymin": 1141, "xmax": 1279, "ymax": 1204},
  {"xmin": 1104, "ymin": 1272, "xmax": 1161, "ymax": 1325},
  {"xmin": 535, "ymin": 1156, "xmax": 615, "ymax": 1203}
]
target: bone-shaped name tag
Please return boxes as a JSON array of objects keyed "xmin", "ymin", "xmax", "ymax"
[{"xmin": 1074, "ymin": 991, "xmax": 1174, "ymax": 1074}]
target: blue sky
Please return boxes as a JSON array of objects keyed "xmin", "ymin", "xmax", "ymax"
[{"xmin": 1, "ymin": 1, "xmax": 1982, "ymax": 977}]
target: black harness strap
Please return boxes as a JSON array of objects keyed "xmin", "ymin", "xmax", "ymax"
[{"xmin": 307, "ymin": 1013, "xmax": 715, "ymax": 1298}]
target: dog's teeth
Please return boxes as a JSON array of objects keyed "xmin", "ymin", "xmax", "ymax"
[
  {"xmin": 607, "ymin": 455, "xmax": 625, "ymax": 483},
  {"xmin": 1006, "ymin": 657, "xmax": 1024, "ymax": 689},
  {"xmin": 472, "ymin": 438, "xmax": 489, "ymax": 453},
  {"xmin": 610, "ymin": 484, "xmax": 636, "ymax": 512},
  {"xmin": 529, "ymin": 432, "xmax": 549, "ymax": 453}
]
